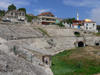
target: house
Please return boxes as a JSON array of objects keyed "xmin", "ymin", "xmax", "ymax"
[
  {"xmin": 32, "ymin": 19, "xmax": 42, "ymax": 25},
  {"xmin": 5, "ymin": 10, "xmax": 26, "ymax": 22},
  {"xmin": 38, "ymin": 12, "xmax": 57, "ymax": 25},
  {"xmin": 81, "ymin": 19, "xmax": 97, "ymax": 32},
  {"xmin": 72, "ymin": 20, "xmax": 85, "ymax": 29},
  {"xmin": 56, "ymin": 18, "xmax": 62, "ymax": 24},
  {"xmin": 72, "ymin": 19, "xmax": 98, "ymax": 33}
]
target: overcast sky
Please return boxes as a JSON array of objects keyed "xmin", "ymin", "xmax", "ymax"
[{"xmin": 0, "ymin": 0, "xmax": 100, "ymax": 24}]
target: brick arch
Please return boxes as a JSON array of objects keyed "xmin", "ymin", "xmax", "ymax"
[
  {"xmin": 78, "ymin": 41, "xmax": 84, "ymax": 47},
  {"xmin": 75, "ymin": 41, "xmax": 85, "ymax": 47}
]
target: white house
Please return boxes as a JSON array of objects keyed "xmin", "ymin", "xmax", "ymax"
[
  {"xmin": 4, "ymin": 10, "xmax": 26, "ymax": 22},
  {"xmin": 80, "ymin": 19, "xmax": 98, "ymax": 33}
]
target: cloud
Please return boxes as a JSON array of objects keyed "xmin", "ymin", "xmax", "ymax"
[
  {"xmin": 90, "ymin": 8, "xmax": 100, "ymax": 24},
  {"xmin": 34, "ymin": 9, "xmax": 51, "ymax": 14},
  {"xmin": 0, "ymin": 0, "xmax": 31, "ymax": 10},
  {"xmin": 63, "ymin": 0, "xmax": 100, "ymax": 8},
  {"xmin": 0, "ymin": 1, "xmax": 10, "ymax": 9}
]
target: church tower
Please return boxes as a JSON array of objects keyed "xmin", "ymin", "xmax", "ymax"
[{"xmin": 77, "ymin": 10, "xmax": 79, "ymax": 20}]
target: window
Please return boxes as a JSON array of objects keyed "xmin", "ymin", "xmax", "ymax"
[
  {"xmin": 15, "ymin": 13, "xmax": 18, "ymax": 16},
  {"xmin": 11, "ymin": 12, "xmax": 13, "ymax": 15},
  {"xmin": 22, "ymin": 13, "xmax": 24, "ymax": 16},
  {"xmin": 90, "ymin": 27, "xmax": 92, "ymax": 29},
  {"xmin": 86, "ymin": 24, "xmax": 88, "ymax": 26},
  {"xmin": 86, "ymin": 27, "xmax": 88, "ymax": 29},
  {"xmin": 93, "ymin": 24, "xmax": 95, "ymax": 27},
  {"xmin": 19, "ymin": 12, "xmax": 21, "ymax": 16},
  {"xmin": 42, "ymin": 18, "xmax": 44, "ymax": 20},
  {"xmin": 72, "ymin": 26, "xmax": 74, "ymax": 28}
]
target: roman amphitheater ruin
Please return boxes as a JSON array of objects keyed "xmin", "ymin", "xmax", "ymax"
[{"xmin": 0, "ymin": 22, "xmax": 100, "ymax": 75}]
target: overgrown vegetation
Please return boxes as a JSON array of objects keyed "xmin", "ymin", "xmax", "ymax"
[
  {"xmin": 74, "ymin": 32, "xmax": 80, "ymax": 37},
  {"xmin": 75, "ymin": 34, "xmax": 80, "ymax": 37},
  {"xmin": 93, "ymin": 32, "xmax": 100, "ymax": 36},
  {"xmin": 51, "ymin": 46, "xmax": 100, "ymax": 75},
  {"xmin": 63, "ymin": 18, "xmax": 76, "ymax": 24},
  {"xmin": 25, "ymin": 14, "xmax": 38, "ymax": 22},
  {"xmin": 57, "ymin": 22, "xmax": 65, "ymax": 27},
  {"xmin": 0, "ymin": 10, "xmax": 5, "ymax": 17},
  {"xmin": 38, "ymin": 28, "xmax": 50, "ymax": 37}
]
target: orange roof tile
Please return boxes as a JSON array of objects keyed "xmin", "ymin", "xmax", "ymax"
[{"xmin": 38, "ymin": 12, "xmax": 54, "ymax": 17}]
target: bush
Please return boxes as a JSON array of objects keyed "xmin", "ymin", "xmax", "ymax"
[{"xmin": 57, "ymin": 22, "xmax": 65, "ymax": 27}]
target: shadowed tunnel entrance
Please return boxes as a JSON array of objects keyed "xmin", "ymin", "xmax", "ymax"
[
  {"xmin": 95, "ymin": 43, "xmax": 99, "ymax": 46},
  {"xmin": 74, "ymin": 32, "xmax": 80, "ymax": 36},
  {"xmin": 78, "ymin": 42, "xmax": 84, "ymax": 47}
]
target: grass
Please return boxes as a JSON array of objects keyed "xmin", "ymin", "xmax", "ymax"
[
  {"xmin": 51, "ymin": 47, "xmax": 100, "ymax": 75},
  {"xmin": 38, "ymin": 28, "xmax": 50, "ymax": 37},
  {"xmin": 75, "ymin": 34, "xmax": 80, "ymax": 37},
  {"xmin": 93, "ymin": 32, "xmax": 100, "ymax": 36}
]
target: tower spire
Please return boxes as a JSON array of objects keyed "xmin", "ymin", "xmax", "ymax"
[{"xmin": 77, "ymin": 10, "xmax": 79, "ymax": 20}]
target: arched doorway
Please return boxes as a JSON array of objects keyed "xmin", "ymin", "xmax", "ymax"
[
  {"xmin": 74, "ymin": 32, "xmax": 80, "ymax": 36},
  {"xmin": 78, "ymin": 42, "xmax": 84, "ymax": 47},
  {"xmin": 95, "ymin": 43, "xmax": 99, "ymax": 46}
]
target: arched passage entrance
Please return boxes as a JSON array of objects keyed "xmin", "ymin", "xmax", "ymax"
[
  {"xmin": 74, "ymin": 32, "xmax": 80, "ymax": 36},
  {"xmin": 78, "ymin": 41, "xmax": 84, "ymax": 47},
  {"xmin": 95, "ymin": 43, "xmax": 99, "ymax": 46}
]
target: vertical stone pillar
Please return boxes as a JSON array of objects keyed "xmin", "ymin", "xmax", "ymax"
[{"xmin": 84, "ymin": 43, "xmax": 85, "ymax": 47}]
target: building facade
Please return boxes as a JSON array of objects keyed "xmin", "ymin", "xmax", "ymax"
[
  {"xmin": 32, "ymin": 19, "xmax": 42, "ymax": 25},
  {"xmin": 5, "ymin": 10, "xmax": 26, "ymax": 22},
  {"xmin": 81, "ymin": 19, "xmax": 97, "ymax": 32},
  {"xmin": 38, "ymin": 12, "xmax": 57, "ymax": 25},
  {"xmin": 72, "ymin": 19, "xmax": 98, "ymax": 33},
  {"xmin": 72, "ymin": 20, "xmax": 85, "ymax": 29}
]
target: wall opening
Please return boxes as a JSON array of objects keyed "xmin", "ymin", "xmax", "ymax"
[
  {"xmin": 74, "ymin": 32, "xmax": 80, "ymax": 37},
  {"xmin": 78, "ymin": 42, "xmax": 84, "ymax": 47},
  {"xmin": 95, "ymin": 43, "xmax": 99, "ymax": 46}
]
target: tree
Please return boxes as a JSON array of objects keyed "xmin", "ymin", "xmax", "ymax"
[
  {"xmin": 67, "ymin": 18, "xmax": 76, "ymax": 24},
  {"xmin": 79, "ymin": 23, "xmax": 81, "ymax": 26},
  {"xmin": 25, "ymin": 14, "xmax": 32, "ymax": 22},
  {"xmin": 18, "ymin": 8, "xmax": 26, "ymax": 13},
  {"xmin": 57, "ymin": 22, "xmax": 65, "ymax": 27},
  {"xmin": 0, "ymin": 9, "xmax": 5, "ymax": 16},
  {"xmin": 8, "ymin": 4, "xmax": 16, "ymax": 11}
]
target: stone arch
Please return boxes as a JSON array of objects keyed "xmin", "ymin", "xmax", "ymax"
[
  {"xmin": 95, "ymin": 43, "xmax": 99, "ymax": 46},
  {"xmin": 74, "ymin": 31, "xmax": 80, "ymax": 36},
  {"xmin": 78, "ymin": 41, "xmax": 84, "ymax": 47}
]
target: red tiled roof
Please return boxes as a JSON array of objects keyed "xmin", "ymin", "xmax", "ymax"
[
  {"xmin": 73, "ymin": 20, "xmax": 85, "ymax": 22},
  {"xmin": 84, "ymin": 21, "xmax": 96, "ymax": 23},
  {"xmin": 38, "ymin": 12, "xmax": 54, "ymax": 17},
  {"xmin": 6, "ymin": 10, "xmax": 25, "ymax": 13}
]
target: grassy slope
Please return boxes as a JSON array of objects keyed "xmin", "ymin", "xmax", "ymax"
[
  {"xmin": 93, "ymin": 32, "xmax": 100, "ymax": 36},
  {"xmin": 51, "ymin": 46, "xmax": 100, "ymax": 75},
  {"xmin": 38, "ymin": 28, "xmax": 50, "ymax": 37}
]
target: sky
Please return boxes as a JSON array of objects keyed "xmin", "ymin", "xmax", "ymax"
[{"xmin": 0, "ymin": 0, "xmax": 100, "ymax": 24}]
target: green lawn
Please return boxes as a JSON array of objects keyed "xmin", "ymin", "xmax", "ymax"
[{"xmin": 51, "ymin": 47, "xmax": 100, "ymax": 75}]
